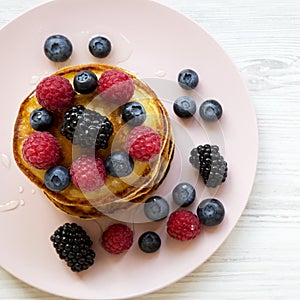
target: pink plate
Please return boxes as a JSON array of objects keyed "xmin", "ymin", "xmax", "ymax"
[{"xmin": 0, "ymin": 0, "xmax": 258, "ymax": 299}]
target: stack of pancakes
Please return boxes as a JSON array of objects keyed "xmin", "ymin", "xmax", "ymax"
[{"xmin": 13, "ymin": 64, "xmax": 174, "ymax": 219}]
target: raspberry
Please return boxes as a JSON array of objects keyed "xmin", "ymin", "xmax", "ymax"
[
  {"xmin": 101, "ymin": 224, "xmax": 133, "ymax": 254},
  {"xmin": 70, "ymin": 155, "xmax": 106, "ymax": 192},
  {"xmin": 98, "ymin": 69, "xmax": 135, "ymax": 105},
  {"xmin": 167, "ymin": 210, "xmax": 201, "ymax": 241},
  {"xmin": 125, "ymin": 126, "xmax": 162, "ymax": 162},
  {"xmin": 36, "ymin": 75, "xmax": 74, "ymax": 112},
  {"xmin": 22, "ymin": 131, "xmax": 61, "ymax": 169}
]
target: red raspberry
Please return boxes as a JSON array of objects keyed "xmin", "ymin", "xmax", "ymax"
[
  {"xmin": 101, "ymin": 224, "xmax": 133, "ymax": 254},
  {"xmin": 36, "ymin": 75, "xmax": 74, "ymax": 112},
  {"xmin": 70, "ymin": 155, "xmax": 106, "ymax": 192},
  {"xmin": 22, "ymin": 131, "xmax": 61, "ymax": 169},
  {"xmin": 125, "ymin": 126, "xmax": 162, "ymax": 162},
  {"xmin": 98, "ymin": 69, "xmax": 135, "ymax": 105},
  {"xmin": 167, "ymin": 210, "xmax": 201, "ymax": 241}
]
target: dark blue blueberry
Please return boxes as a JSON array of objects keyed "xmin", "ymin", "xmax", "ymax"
[
  {"xmin": 199, "ymin": 100, "xmax": 223, "ymax": 122},
  {"xmin": 44, "ymin": 35, "xmax": 73, "ymax": 62},
  {"xmin": 197, "ymin": 198, "xmax": 225, "ymax": 226},
  {"xmin": 105, "ymin": 151, "xmax": 134, "ymax": 178},
  {"xmin": 138, "ymin": 231, "xmax": 161, "ymax": 253},
  {"xmin": 178, "ymin": 69, "xmax": 199, "ymax": 90},
  {"xmin": 89, "ymin": 36, "xmax": 112, "ymax": 58},
  {"xmin": 172, "ymin": 182, "xmax": 196, "ymax": 207},
  {"xmin": 73, "ymin": 70, "xmax": 98, "ymax": 94},
  {"xmin": 30, "ymin": 108, "xmax": 54, "ymax": 131},
  {"xmin": 44, "ymin": 166, "xmax": 70, "ymax": 192},
  {"xmin": 121, "ymin": 102, "xmax": 146, "ymax": 126},
  {"xmin": 173, "ymin": 96, "xmax": 196, "ymax": 119},
  {"xmin": 144, "ymin": 196, "xmax": 169, "ymax": 221}
]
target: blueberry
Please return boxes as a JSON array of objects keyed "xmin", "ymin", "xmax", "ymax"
[
  {"xmin": 73, "ymin": 70, "xmax": 98, "ymax": 94},
  {"xmin": 89, "ymin": 36, "xmax": 112, "ymax": 58},
  {"xmin": 138, "ymin": 231, "xmax": 161, "ymax": 253},
  {"xmin": 173, "ymin": 96, "xmax": 196, "ymax": 119},
  {"xmin": 30, "ymin": 108, "xmax": 54, "ymax": 131},
  {"xmin": 197, "ymin": 198, "xmax": 225, "ymax": 226},
  {"xmin": 199, "ymin": 100, "xmax": 223, "ymax": 122},
  {"xmin": 44, "ymin": 166, "xmax": 70, "ymax": 192},
  {"xmin": 172, "ymin": 182, "xmax": 196, "ymax": 207},
  {"xmin": 121, "ymin": 102, "xmax": 146, "ymax": 126},
  {"xmin": 44, "ymin": 35, "xmax": 73, "ymax": 62},
  {"xmin": 105, "ymin": 151, "xmax": 134, "ymax": 178},
  {"xmin": 144, "ymin": 196, "xmax": 169, "ymax": 221},
  {"xmin": 178, "ymin": 69, "xmax": 199, "ymax": 90}
]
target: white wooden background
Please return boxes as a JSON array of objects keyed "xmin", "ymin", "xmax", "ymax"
[{"xmin": 1, "ymin": 0, "xmax": 300, "ymax": 299}]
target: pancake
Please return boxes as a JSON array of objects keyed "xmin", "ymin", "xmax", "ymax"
[{"xmin": 13, "ymin": 64, "xmax": 174, "ymax": 219}]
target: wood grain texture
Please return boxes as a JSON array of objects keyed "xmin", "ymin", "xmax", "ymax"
[{"xmin": 1, "ymin": 0, "xmax": 300, "ymax": 299}]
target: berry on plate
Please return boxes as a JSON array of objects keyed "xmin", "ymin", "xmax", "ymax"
[
  {"xmin": 61, "ymin": 105, "xmax": 114, "ymax": 150},
  {"xmin": 101, "ymin": 224, "xmax": 133, "ymax": 254},
  {"xmin": 121, "ymin": 101, "xmax": 146, "ymax": 126},
  {"xmin": 44, "ymin": 165, "xmax": 70, "ymax": 192},
  {"xmin": 36, "ymin": 75, "xmax": 74, "ymax": 112},
  {"xmin": 167, "ymin": 210, "xmax": 201, "ymax": 241},
  {"xmin": 197, "ymin": 198, "xmax": 225, "ymax": 226},
  {"xmin": 73, "ymin": 70, "xmax": 98, "ymax": 94},
  {"xmin": 30, "ymin": 107, "xmax": 54, "ymax": 131},
  {"xmin": 98, "ymin": 69, "xmax": 135, "ymax": 105},
  {"xmin": 125, "ymin": 126, "xmax": 162, "ymax": 162},
  {"xmin": 144, "ymin": 196, "xmax": 169, "ymax": 221},
  {"xmin": 70, "ymin": 155, "xmax": 106, "ymax": 192},
  {"xmin": 89, "ymin": 36, "xmax": 112, "ymax": 58},
  {"xmin": 172, "ymin": 182, "xmax": 196, "ymax": 207},
  {"xmin": 178, "ymin": 69, "xmax": 199, "ymax": 90},
  {"xmin": 189, "ymin": 144, "xmax": 228, "ymax": 188},
  {"xmin": 138, "ymin": 231, "xmax": 161, "ymax": 253},
  {"xmin": 199, "ymin": 99, "xmax": 223, "ymax": 122},
  {"xmin": 50, "ymin": 223, "xmax": 95, "ymax": 272},
  {"xmin": 44, "ymin": 34, "xmax": 73, "ymax": 62},
  {"xmin": 173, "ymin": 96, "xmax": 196, "ymax": 119},
  {"xmin": 105, "ymin": 150, "xmax": 134, "ymax": 178},
  {"xmin": 22, "ymin": 131, "xmax": 61, "ymax": 169}
]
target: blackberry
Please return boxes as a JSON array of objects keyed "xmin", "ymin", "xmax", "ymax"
[
  {"xmin": 61, "ymin": 105, "xmax": 113, "ymax": 150},
  {"xmin": 189, "ymin": 144, "xmax": 228, "ymax": 188},
  {"xmin": 50, "ymin": 223, "xmax": 95, "ymax": 272}
]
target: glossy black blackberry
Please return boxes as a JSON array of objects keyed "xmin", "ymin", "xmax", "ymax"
[
  {"xmin": 61, "ymin": 105, "xmax": 113, "ymax": 150},
  {"xmin": 50, "ymin": 223, "xmax": 95, "ymax": 272},
  {"xmin": 189, "ymin": 144, "xmax": 228, "ymax": 188}
]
